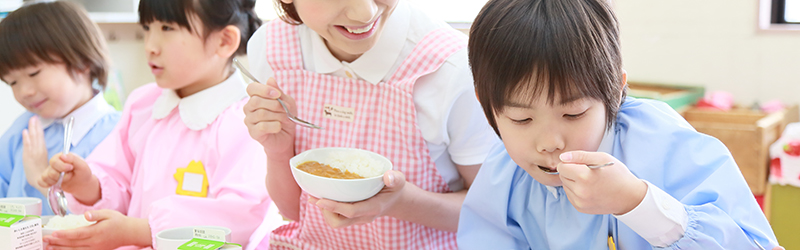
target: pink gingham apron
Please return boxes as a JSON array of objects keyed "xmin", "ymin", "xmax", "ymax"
[{"xmin": 262, "ymin": 20, "xmax": 466, "ymax": 250}]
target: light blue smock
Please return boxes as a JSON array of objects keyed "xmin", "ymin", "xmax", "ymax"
[
  {"xmin": 0, "ymin": 110, "xmax": 119, "ymax": 215},
  {"xmin": 458, "ymin": 97, "xmax": 778, "ymax": 249}
]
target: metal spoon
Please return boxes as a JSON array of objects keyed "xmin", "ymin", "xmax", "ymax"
[
  {"xmin": 48, "ymin": 116, "xmax": 73, "ymax": 216},
  {"xmin": 753, "ymin": 238, "xmax": 766, "ymax": 250},
  {"xmin": 544, "ymin": 162, "xmax": 615, "ymax": 175},
  {"xmin": 587, "ymin": 162, "xmax": 615, "ymax": 169},
  {"xmin": 233, "ymin": 58, "xmax": 323, "ymax": 130}
]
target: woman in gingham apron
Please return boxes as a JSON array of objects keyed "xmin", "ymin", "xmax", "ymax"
[{"xmin": 243, "ymin": 0, "xmax": 498, "ymax": 249}]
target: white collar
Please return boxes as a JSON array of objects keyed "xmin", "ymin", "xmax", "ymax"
[
  {"xmin": 151, "ymin": 69, "xmax": 248, "ymax": 130},
  {"xmin": 543, "ymin": 123, "xmax": 617, "ymax": 199},
  {"xmin": 40, "ymin": 92, "xmax": 117, "ymax": 147},
  {"xmin": 306, "ymin": 1, "xmax": 410, "ymax": 84}
]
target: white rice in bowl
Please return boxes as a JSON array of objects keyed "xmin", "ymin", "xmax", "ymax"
[
  {"xmin": 44, "ymin": 214, "xmax": 96, "ymax": 230},
  {"xmin": 327, "ymin": 151, "xmax": 385, "ymax": 178}
]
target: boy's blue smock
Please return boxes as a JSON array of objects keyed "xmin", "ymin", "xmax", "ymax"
[
  {"xmin": 458, "ymin": 97, "xmax": 777, "ymax": 249},
  {"xmin": 0, "ymin": 97, "xmax": 119, "ymax": 215}
]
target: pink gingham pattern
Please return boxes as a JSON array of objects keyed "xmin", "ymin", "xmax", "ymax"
[{"xmin": 262, "ymin": 20, "xmax": 466, "ymax": 250}]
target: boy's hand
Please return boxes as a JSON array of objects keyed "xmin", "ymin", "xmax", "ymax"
[
  {"xmin": 22, "ymin": 116, "xmax": 49, "ymax": 194},
  {"xmin": 556, "ymin": 151, "xmax": 647, "ymax": 215},
  {"xmin": 243, "ymin": 77, "xmax": 296, "ymax": 156},
  {"xmin": 309, "ymin": 170, "xmax": 407, "ymax": 228},
  {"xmin": 43, "ymin": 210, "xmax": 152, "ymax": 249},
  {"xmin": 39, "ymin": 153, "xmax": 100, "ymax": 205}
]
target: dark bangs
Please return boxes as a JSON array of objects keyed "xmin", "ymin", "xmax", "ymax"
[
  {"xmin": 470, "ymin": 0, "xmax": 624, "ymax": 135},
  {"xmin": 139, "ymin": 0, "xmax": 196, "ymax": 32},
  {"xmin": 138, "ymin": 0, "xmax": 263, "ymax": 56}
]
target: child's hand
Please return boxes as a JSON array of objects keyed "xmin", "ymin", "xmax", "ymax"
[
  {"xmin": 43, "ymin": 210, "xmax": 152, "ymax": 249},
  {"xmin": 556, "ymin": 151, "xmax": 647, "ymax": 215},
  {"xmin": 22, "ymin": 116, "xmax": 49, "ymax": 194},
  {"xmin": 308, "ymin": 170, "xmax": 407, "ymax": 228},
  {"xmin": 39, "ymin": 153, "xmax": 100, "ymax": 205},
  {"xmin": 244, "ymin": 77, "xmax": 297, "ymax": 156}
]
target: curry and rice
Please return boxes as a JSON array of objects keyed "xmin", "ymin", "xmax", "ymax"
[
  {"xmin": 296, "ymin": 151, "xmax": 384, "ymax": 179},
  {"xmin": 297, "ymin": 161, "xmax": 364, "ymax": 179}
]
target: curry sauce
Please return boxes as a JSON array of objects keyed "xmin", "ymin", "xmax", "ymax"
[{"xmin": 297, "ymin": 161, "xmax": 365, "ymax": 179}]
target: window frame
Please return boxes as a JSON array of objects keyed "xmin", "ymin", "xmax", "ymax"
[
  {"xmin": 770, "ymin": 0, "xmax": 800, "ymax": 24},
  {"xmin": 759, "ymin": 0, "xmax": 800, "ymax": 31}
]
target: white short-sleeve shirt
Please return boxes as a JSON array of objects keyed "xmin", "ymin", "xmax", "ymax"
[{"xmin": 247, "ymin": 1, "xmax": 499, "ymax": 191}]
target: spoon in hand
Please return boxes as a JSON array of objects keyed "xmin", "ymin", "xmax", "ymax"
[
  {"xmin": 233, "ymin": 58, "xmax": 323, "ymax": 130},
  {"xmin": 48, "ymin": 116, "xmax": 73, "ymax": 216},
  {"xmin": 544, "ymin": 162, "xmax": 615, "ymax": 175}
]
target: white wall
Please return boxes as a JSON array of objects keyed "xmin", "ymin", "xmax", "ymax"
[
  {"xmin": 63, "ymin": 0, "xmax": 138, "ymax": 12},
  {"xmin": 615, "ymin": 0, "xmax": 800, "ymax": 105},
  {"xmin": 406, "ymin": 0, "xmax": 488, "ymax": 23},
  {"xmin": 100, "ymin": 23, "xmax": 153, "ymax": 98}
]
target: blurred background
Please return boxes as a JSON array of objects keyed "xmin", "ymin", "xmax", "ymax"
[{"xmin": 2, "ymin": 0, "xmax": 799, "ymax": 131}]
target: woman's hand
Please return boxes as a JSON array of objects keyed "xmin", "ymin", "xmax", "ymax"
[
  {"xmin": 43, "ymin": 210, "xmax": 152, "ymax": 250},
  {"xmin": 309, "ymin": 170, "xmax": 407, "ymax": 228},
  {"xmin": 243, "ymin": 77, "xmax": 297, "ymax": 156},
  {"xmin": 244, "ymin": 77, "xmax": 303, "ymax": 220},
  {"xmin": 556, "ymin": 151, "xmax": 647, "ymax": 215},
  {"xmin": 22, "ymin": 116, "xmax": 49, "ymax": 194}
]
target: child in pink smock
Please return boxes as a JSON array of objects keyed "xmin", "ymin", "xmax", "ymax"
[
  {"xmin": 242, "ymin": 0, "xmax": 499, "ymax": 249},
  {"xmin": 37, "ymin": 0, "xmax": 270, "ymax": 249}
]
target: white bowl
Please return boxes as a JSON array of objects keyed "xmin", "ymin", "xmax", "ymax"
[
  {"xmin": 290, "ymin": 147, "xmax": 393, "ymax": 202},
  {"xmin": 41, "ymin": 215, "xmax": 56, "ymax": 236},
  {"xmin": 0, "ymin": 197, "xmax": 42, "ymax": 216},
  {"xmin": 219, "ymin": 244, "xmax": 243, "ymax": 250},
  {"xmin": 155, "ymin": 226, "xmax": 232, "ymax": 250}
]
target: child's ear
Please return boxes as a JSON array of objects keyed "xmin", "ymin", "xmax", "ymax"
[
  {"xmin": 620, "ymin": 69, "xmax": 628, "ymax": 98},
  {"xmin": 72, "ymin": 66, "xmax": 92, "ymax": 84},
  {"xmin": 79, "ymin": 66, "xmax": 91, "ymax": 75},
  {"xmin": 214, "ymin": 25, "xmax": 241, "ymax": 59}
]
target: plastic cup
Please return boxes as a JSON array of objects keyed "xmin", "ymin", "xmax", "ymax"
[{"xmin": 0, "ymin": 197, "xmax": 42, "ymax": 216}]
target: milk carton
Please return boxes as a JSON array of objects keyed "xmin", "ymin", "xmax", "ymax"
[
  {"xmin": 156, "ymin": 226, "xmax": 241, "ymax": 250},
  {"xmin": 0, "ymin": 202, "xmax": 42, "ymax": 250}
]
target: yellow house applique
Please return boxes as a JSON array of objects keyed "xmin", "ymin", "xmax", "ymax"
[
  {"xmin": 608, "ymin": 236, "xmax": 616, "ymax": 250},
  {"xmin": 174, "ymin": 160, "xmax": 209, "ymax": 197}
]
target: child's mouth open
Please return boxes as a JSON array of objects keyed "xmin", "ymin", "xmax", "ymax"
[
  {"xmin": 539, "ymin": 165, "xmax": 558, "ymax": 175},
  {"xmin": 335, "ymin": 17, "xmax": 380, "ymax": 40}
]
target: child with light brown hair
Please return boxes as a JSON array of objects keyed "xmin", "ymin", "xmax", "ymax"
[{"xmin": 0, "ymin": 1, "xmax": 120, "ymax": 216}]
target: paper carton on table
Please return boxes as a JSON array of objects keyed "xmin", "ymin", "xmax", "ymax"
[{"xmin": 0, "ymin": 215, "xmax": 42, "ymax": 250}]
